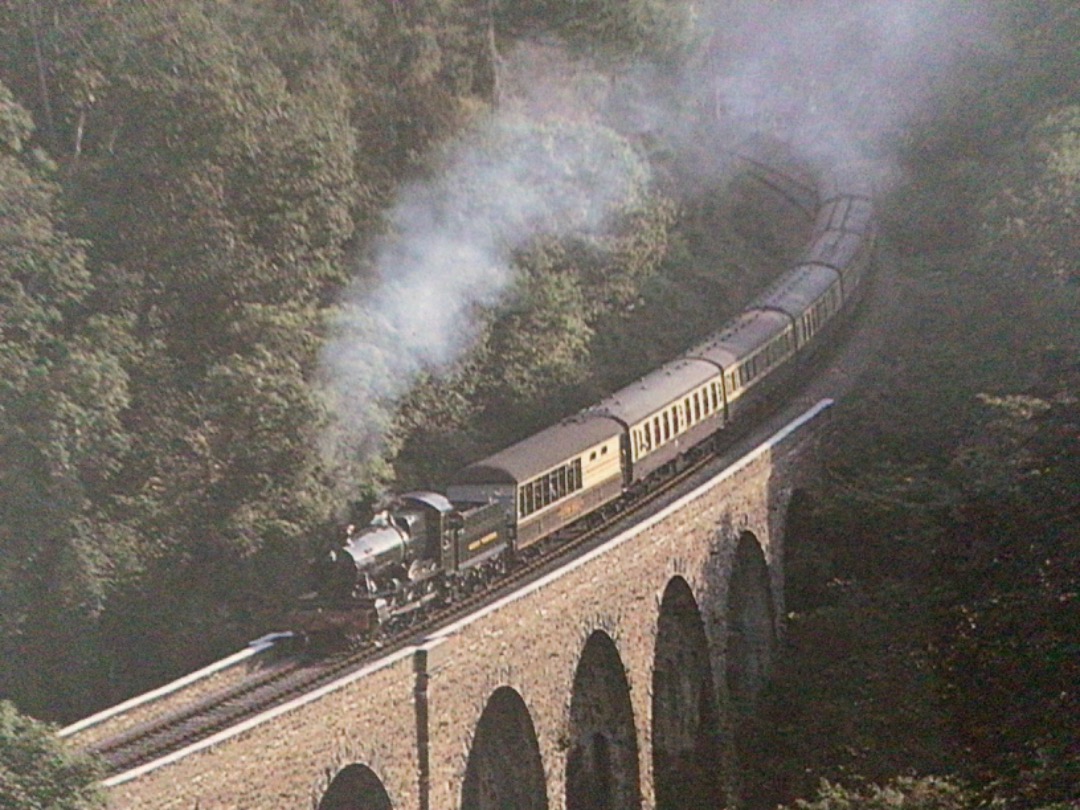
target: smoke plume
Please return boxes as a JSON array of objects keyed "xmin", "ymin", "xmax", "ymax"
[
  {"xmin": 319, "ymin": 116, "xmax": 647, "ymax": 467},
  {"xmin": 320, "ymin": 0, "xmax": 996, "ymax": 472},
  {"xmin": 619, "ymin": 0, "xmax": 996, "ymax": 182}
]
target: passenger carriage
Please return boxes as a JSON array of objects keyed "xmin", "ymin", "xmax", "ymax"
[
  {"xmin": 801, "ymin": 227, "xmax": 874, "ymax": 298},
  {"xmin": 686, "ymin": 308, "xmax": 797, "ymax": 419},
  {"xmin": 591, "ymin": 358, "xmax": 727, "ymax": 484},
  {"xmin": 290, "ymin": 163, "xmax": 879, "ymax": 645},
  {"xmin": 753, "ymin": 263, "xmax": 845, "ymax": 349},
  {"xmin": 448, "ymin": 415, "xmax": 625, "ymax": 550}
]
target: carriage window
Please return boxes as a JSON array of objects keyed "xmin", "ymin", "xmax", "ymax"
[
  {"xmin": 519, "ymin": 457, "xmax": 585, "ymax": 519},
  {"xmin": 662, "ymin": 411, "xmax": 671, "ymax": 441}
]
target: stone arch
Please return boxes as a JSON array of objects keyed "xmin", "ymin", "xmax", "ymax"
[
  {"xmin": 318, "ymin": 763, "xmax": 393, "ymax": 810},
  {"xmin": 461, "ymin": 686, "xmax": 547, "ymax": 810},
  {"xmin": 565, "ymin": 630, "xmax": 641, "ymax": 810},
  {"xmin": 725, "ymin": 530, "xmax": 776, "ymax": 718},
  {"xmin": 651, "ymin": 576, "xmax": 723, "ymax": 810}
]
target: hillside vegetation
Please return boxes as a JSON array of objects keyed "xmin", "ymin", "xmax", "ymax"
[
  {"xmin": 0, "ymin": 1, "xmax": 1075, "ymax": 808},
  {"xmin": 0, "ymin": 0, "xmax": 786, "ymax": 724},
  {"xmin": 742, "ymin": 4, "xmax": 1080, "ymax": 808}
]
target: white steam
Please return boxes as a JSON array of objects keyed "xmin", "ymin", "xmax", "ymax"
[
  {"xmin": 320, "ymin": 0, "xmax": 996, "ymax": 468},
  {"xmin": 624, "ymin": 0, "xmax": 996, "ymax": 179},
  {"xmin": 319, "ymin": 116, "xmax": 646, "ymax": 463}
]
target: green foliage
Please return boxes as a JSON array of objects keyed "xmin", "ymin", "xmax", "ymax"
[
  {"xmin": 0, "ymin": 79, "xmax": 138, "ymax": 717},
  {"xmin": 932, "ymin": 388, "xmax": 1080, "ymax": 805},
  {"xmin": 748, "ymin": 386, "xmax": 1080, "ymax": 808},
  {"xmin": 745, "ymin": 6, "xmax": 1080, "ymax": 803},
  {"xmin": 495, "ymin": 0, "xmax": 695, "ymax": 62},
  {"xmin": 0, "ymin": 701, "xmax": 104, "ymax": 809},
  {"xmin": 740, "ymin": 569, "xmax": 959, "ymax": 809},
  {"xmin": 0, "ymin": 0, "xmax": 810, "ymax": 729},
  {"xmin": 346, "ymin": 115, "xmax": 679, "ymax": 484},
  {"xmin": 980, "ymin": 105, "xmax": 1080, "ymax": 284},
  {"xmin": 0, "ymin": 81, "xmax": 34, "ymax": 154},
  {"xmin": 786, "ymin": 776, "xmax": 980, "ymax": 810}
]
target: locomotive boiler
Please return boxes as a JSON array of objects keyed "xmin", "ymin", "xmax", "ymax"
[{"xmin": 291, "ymin": 492, "xmax": 508, "ymax": 644}]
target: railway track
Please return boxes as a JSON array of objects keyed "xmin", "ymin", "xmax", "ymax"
[
  {"xmin": 88, "ymin": 400, "xmax": 779, "ymax": 777},
  {"xmin": 81, "ymin": 150, "xmax": 836, "ymax": 780}
]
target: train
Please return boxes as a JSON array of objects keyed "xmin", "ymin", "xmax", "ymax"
[{"xmin": 290, "ymin": 161, "xmax": 876, "ymax": 646}]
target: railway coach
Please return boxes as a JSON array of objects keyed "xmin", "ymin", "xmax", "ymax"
[
  {"xmin": 289, "ymin": 160, "xmax": 876, "ymax": 645},
  {"xmin": 447, "ymin": 414, "xmax": 625, "ymax": 549}
]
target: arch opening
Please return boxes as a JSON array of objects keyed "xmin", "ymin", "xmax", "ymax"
[
  {"xmin": 318, "ymin": 763, "xmax": 393, "ymax": 810},
  {"xmin": 566, "ymin": 630, "xmax": 641, "ymax": 810},
  {"xmin": 461, "ymin": 686, "xmax": 547, "ymax": 810},
  {"xmin": 726, "ymin": 531, "xmax": 776, "ymax": 720},
  {"xmin": 651, "ymin": 577, "xmax": 723, "ymax": 810}
]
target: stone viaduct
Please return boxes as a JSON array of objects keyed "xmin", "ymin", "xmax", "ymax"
[{"xmin": 100, "ymin": 399, "xmax": 831, "ymax": 810}]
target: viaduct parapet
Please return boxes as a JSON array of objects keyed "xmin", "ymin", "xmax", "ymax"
[{"xmin": 103, "ymin": 399, "xmax": 832, "ymax": 810}]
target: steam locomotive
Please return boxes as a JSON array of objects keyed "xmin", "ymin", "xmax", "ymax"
[{"xmin": 290, "ymin": 163, "xmax": 876, "ymax": 646}]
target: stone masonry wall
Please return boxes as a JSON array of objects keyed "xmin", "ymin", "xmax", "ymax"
[{"xmin": 105, "ymin": 403, "xmax": 828, "ymax": 810}]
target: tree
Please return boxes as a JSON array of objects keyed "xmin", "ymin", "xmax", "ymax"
[
  {"xmin": 0, "ymin": 701, "xmax": 103, "ymax": 809},
  {"xmin": 785, "ymin": 777, "xmax": 977, "ymax": 810},
  {"xmin": 368, "ymin": 116, "xmax": 676, "ymax": 482},
  {"xmin": 0, "ymin": 79, "xmax": 135, "ymax": 718},
  {"xmin": 934, "ymin": 387, "xmax": 1080, "ymax": 805},
  {"xmin": 980, "ymin": 105, "xmax": 1080, "ymax": 285},
  {"xmin": 494, "ymin": 0, "xmax": 695, "ymax": 63}
]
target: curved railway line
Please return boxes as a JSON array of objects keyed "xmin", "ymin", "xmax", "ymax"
[{"xmin": 70, "ymin": 148, "xmax": 865, "ymax": 782}]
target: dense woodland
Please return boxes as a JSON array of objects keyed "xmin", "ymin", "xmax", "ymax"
[{"xmin": 0, "ymin": 0, "xmax": 1076, "ymax": 808}]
